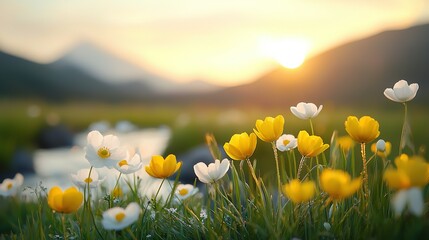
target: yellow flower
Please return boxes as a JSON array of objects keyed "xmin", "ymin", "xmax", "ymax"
[
  {"xmin": 282, "ymin": 179, "xmax": 316, "ymax": 204},
  {"xmin": 371, "ymin": 141, "xmax": 392, "ymax": 158},
  {"xmin": 383, "ymin": 154, "xmax": 429, "ymax": 190},
  {"xmin": 253, "ymin": 115, "xmax": 284, "ymax": 142},
  {"xmin": 48, "ymin": 186, "xmax": 83, "ymax": 214},
  {"xmin": 145, "ymin": 154, "xmax": 182, "ymax": 178},
  {"xmin": 297, "ymin": 130, "xmax": 329, "ymax": 157},
  {"xmin": 336, "ymin": 136, "xmax": 355, "ymax": 152},
  {"xmin": 345, "ymin": 116, "xmax": 380, "ymax": 143},
  {"xmin": 223, "ymin": 132, "xmax": 257, "ymax": 160},
  {"xmin": 320, "ymin": 169, "xmax": 361, "ymax": 201}
]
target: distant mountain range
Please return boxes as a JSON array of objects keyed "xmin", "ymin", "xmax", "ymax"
[
  {"xmin": 202, "ymin": 23, "xmax": 429, "ymax": 107},
  {"xmin": 1, "ymin": 23, "xmax": 429, "ymax": 105}
]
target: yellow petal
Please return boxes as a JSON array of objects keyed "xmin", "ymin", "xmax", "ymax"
[
  {"xmin": 48, "ymin": 186, "xmax": 63, "ymax": 211},
  {"xmin": 163, "ymin": 154, "xmax": 178, "ymax": 177},
  {"xmin": 62, "ymin": 187, "xmax": 83, "ymax": 213}
]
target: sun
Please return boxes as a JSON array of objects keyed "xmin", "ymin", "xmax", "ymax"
[{"xmin": 259, "ymin": 37, "xmax": 311, "ymax": 69}]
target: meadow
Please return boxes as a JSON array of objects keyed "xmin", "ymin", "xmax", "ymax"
[{"xmin": 1, "ymin": 82, "xmax": 429, "ymax": 239}]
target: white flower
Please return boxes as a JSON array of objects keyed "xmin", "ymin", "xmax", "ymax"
[
  {"xmin": 175, "ymin": 184, "xmax": 198, "ymax": 200},
  {"xmin": 71, "ymin": 168, "xmax": 102, "ymax": 189},
  {"xmin": 102, "ymin": 202, "xmax": 142, "ymax": 230},
  {"xmin": 85, "ymin": 130, "xmax": 127, "ymax": 169},
  {"xmin": 200, "ymin": 209, "xmax": 207, "ymax": 220},
  {"xmin": 193, "ymin": 159, "xmax": 230, "ymax": 184},
  {"xmin": 276, "ymin": 134, "xmax": 297, "ymax": 152},
  {"xmin": 114, "ymin": 152, "xmax": 143, "ymax": 174},
  {"xmin": 376, "ymin": 139, "xmax": 386, "ymax": 152},
  {"xmin": 391, "ymin": 187, "xmax": 424, "ymax": 216},
  {"xmin": 166, "ymin": 207, "xmax": 177, "ymax": 214},
  {"xmin": 384, "ymin": 80, "xmax": 419, "ymax": 103},
  {"xmin": 323, "ymin": 222, "xmax": 331, "ymax": 231},
  {"xmin": 0, "ymin": 173, "xmax": 24, "ymax": 197},
  {"xmin": 290, "ymin": 102, "xmax": 323, "ymax": 120}
]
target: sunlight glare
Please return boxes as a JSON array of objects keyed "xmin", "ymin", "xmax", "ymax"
[{"xmin": 259, "ymin": 37, "xmax": 311, "ymax": 69}]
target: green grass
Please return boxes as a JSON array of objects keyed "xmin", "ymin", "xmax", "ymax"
[{"xmin": 1, "ymin": 100, "xmax": 429, "ymax": 239}]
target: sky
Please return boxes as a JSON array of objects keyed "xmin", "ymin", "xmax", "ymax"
[{"xmin": 1, "ymin": 0, "xmax": 428, "ymax": 86}]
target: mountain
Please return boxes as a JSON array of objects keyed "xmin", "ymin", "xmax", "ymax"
[
  {"xmin": 204, "ymin": 23, "xmax": 429, "ymax": 107},
  {"xmin": 0, "ymin": 50, "xmax": 153, "ymax": 101},
  {"xmin": 53, "ymin": 42, "xmax": 221, "ymax": 94}
]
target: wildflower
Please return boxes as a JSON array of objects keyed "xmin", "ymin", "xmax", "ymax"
[
  {"xmin": 290, "ymin": 102, "xmax": 323, "ymax": 120},
  {"xmin": 0, "ymin": 173, "xmax": 24, "ymax": 197},
  {"xmin": 276, "ymin": 134, "xmax": 297, "ymax": 152},
  {"xmin": 85, "ymin": 130, "xmax": 127, "ymax": 168},
  {"xmin": 102, "ymin": 202, "xmax": 142, "ymax": 230},
  {"xmin": 371, "ymin": 140, "xmax": 392, "ymax": 158},
  {"xmin": 297, "ymin": 130, "xmax": 329, "ymax": 157},
  {"xmin": 223, "ymin": 132, "xmax": 257, "ymax": 160},
  {"xmin": 175, "ymin": 184, "xmax": 198, "ymax": 200},
  {"xmin": 253, "ymin": 115, "xmax": 284, "ymax": 142},
  {"xmin": 47, "ymin": 186, "xmax": 83, "ymax": 213},
  {"xmin": 200, "ymin": 209, "xmax": 207, "ymax": 220},
  {"xmin": 145, "ymin": 154, "xmax": 182, "ymax": 179},
  {"xmin": 384, "ymin": 80, "xmax": 419, "ymax": 103},
  {"xmin": 336, "ymin": 136, "xmax": 355, "ymax": 153},
  {"xmin": 282, "ymin": 179, "xmax": 315, "ymax": 204},
  {"xmin": 383, "ymin": 154, "xmax": 429, "ymax": 216},
  {"xmin": 194, "ymin": 159, "xmax": 230, "ymax": 184},
  {"xmin": 323, "ymin": 222, "xmax": 331, "ymax": 231},
  {"xmin": 345, "ymin": 116, "xmax": 380, "ymax": 143},
  {"xmin": 166, "ymin": 207, "xmax": 177, "ymax": 214},
  {"xmin": 112, "ymin": 186, "xmax": 123, "ymax": 199},
  {"xmin": 320, "ymin": 169, "xmax": 361, "ymax": 201},
  {"xmin": 71, "ymin": 168, "xmax": 102, "ymax": 189},
  {"xmin": 114, "ymin": 152, "xmax": 143, "ymax": 174}
]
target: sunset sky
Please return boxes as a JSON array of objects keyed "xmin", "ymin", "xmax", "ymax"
[{"xmin": 1, "ymin": 0, "xmax": 428, "ymax": 86}]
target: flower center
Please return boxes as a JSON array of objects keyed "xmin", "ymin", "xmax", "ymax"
[
  {"xmin": 283, "ymin": 139, "xmax": 290, "ymax": 146},
  {"xmin": 112, "ymin": 187, "xmax": 122, "ymax": 198},
  {"xmin": 178, "ymin": 188, "xmax": 189, "ymax": 196},
  {"xmin": 7, "ymin": 183, "xmax": 13, "ymax": 190},
  {"xmin": 84, "ymin": 177, "xmax": 93, "ymax": 183},
  {"xmin": 97, "ymin": 147, "xmax": 111, "ymax": 159},
  {"xmin": 115, "ymin": 212, "xmax": 126, "ymax": 222},
  {"xmin": 118, "ymin": 160, "xmax": 128, "ymax": 167}
]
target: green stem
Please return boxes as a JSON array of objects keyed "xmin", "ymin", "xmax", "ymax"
[
  {"xmin": 297, "ymin": 155, "xmax": 306, "ymax": 180},
  {"xmin": 86, "ymin": 166, "xmax": 104, "ymax": 239},
  {"xmin": 110, "ymin": 173, "xmax": 122, "ymax": 208},
  {"xmin": 272, "ymin": 142, "xmax": 282, "ymax": 198},
  {"xmin": 360, "ymin": 143, "xmax": 369, "ymax": 202},
  {"xmin": 61, "ymin": 214, "xmax": 68, "ymax": 240},
  {"xmin": 126, "ymin": 227, "xmax": 138, "ymax": 240},
  {"xmin": 399, "ymin": 103, "xmax": 408, "ymax": 155},
  {"xmin": 153, "ymin": 178, "xmax": 166, "ymax": 209},
  {"xmin": 309, "ymin": 119, "xmax": 315, "ymax": 135}
]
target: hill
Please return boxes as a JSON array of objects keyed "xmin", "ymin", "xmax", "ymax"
[{"xmin": 204, "ymin": 24, "xmax": 429, "ymax": 107}]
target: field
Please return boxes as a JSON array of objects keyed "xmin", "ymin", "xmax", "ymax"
[{"xmin": 1, "ymin": 99, "xmax": 429, "ymax": 239}]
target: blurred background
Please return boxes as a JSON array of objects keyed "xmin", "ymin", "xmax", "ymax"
[{"xmin": 1, "ymin": 0, "xmax": 429, "ymax": 184}]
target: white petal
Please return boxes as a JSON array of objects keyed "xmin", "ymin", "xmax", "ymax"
[
  {"xmin": 407, "ymin": 83, "xmax": 419, "ymax": 101},
  {"xmin": 14, "ymin": 173, "xmax": 24, "ymax": 186},
  {"xmin": 391, "ymin": 190, "xmax": 408, "ymax": 216},
  {"xmin": 393, "ymin": 79, "xmax": 408, "ymax": 88},
  {"xmin": 383, "ymin": 88, "xmax": 400, "ymax": 102},
  {"xmin": 193, "ymin": 162, "xmax": 210, "ymax": 183},
  {"xmin": 407, "ymin": 188, "xmax": 424, "ymax": 216},
  {"xmin": 315, "ymin": 105, "xmax": 323, "ymax": 117},
  {"xmin": 207, "ymin": 162, "xmax": 219, "ymax": 181},
  {"xmin": 393, "ymin": 85, "xmax": 413, "ymax": 102},
  {"xmin": 290, "ymin": 106, "xmax": 306, "ymax": 119},
  {"xmin": 125, "ymin": 202, "xmax": 142, "ymax": 221},
  {"xmin": 303, "ymin": 103, "xmax": 317, "ymax": 118},
  {"xmin": 217, "ymin": 159, "xmax": 230, "ymax": 180},
  {"xmin": 87, "ymin": 131, "xmax": 103, "ymax": 147},
  {"xmin": 103, "ymin": 135, "xmax": 120, "ymax": 149}
]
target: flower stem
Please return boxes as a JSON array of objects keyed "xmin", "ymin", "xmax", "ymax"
[
  {"xmin": 246, "ymin": 158, "xmax": 260, "ymax": 188},
  {"xmin": 360, "ymin": 143, "xmax": 369, "ymax": 201},
  {"xmin": 86, "ymin": 166, "xmax": 104, "ymax": 239},
  {"xmin": 153, "ymin": 178, "xmax": 166, "ymax": 209},
  {"xmin": 297, "ymin": 155, "xmax": 306, "ymax": 180},
  {"xmin": 61, "ymin": 214, "xmax": 68, "ymax": 240},
  {"xmin": 272, "ymin": 142, "xmax": 282, "ymax": 201},
  {"xmin": 126, "ymin": 227, "xmax": 138, "ymax": 240},
  {"xmin": 110, "ymin": 173, "xmax": 122, "ymax": 208},
  {"xmin": 399, "ymin": 103, "xmax": 408, "ymax": 155},
  {"xmin": 309, "ymin": 119, "xmax": 315, "ymax": 135}
]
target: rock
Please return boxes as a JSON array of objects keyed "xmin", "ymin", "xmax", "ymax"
[{"xmin": 37, "ymin": 124, "xmax": 74, "ymax": 149}]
